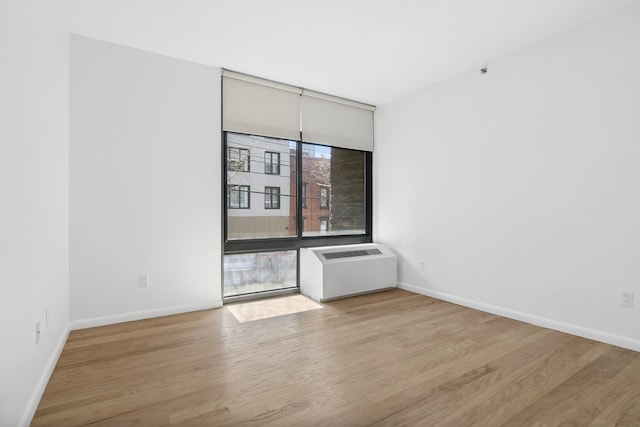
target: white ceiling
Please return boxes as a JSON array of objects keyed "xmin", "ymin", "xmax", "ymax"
[{"xmin": 67, "ymin": 0, "xmax": 638, "ymax": 105}]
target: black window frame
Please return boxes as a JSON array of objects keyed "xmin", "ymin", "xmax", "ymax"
[
  {"xmin": 227, "ymin": 184, "xmax": 250, "ymax": 209},
  {"xmin": 223, "ymin": 131, "xmax": 372, "ymax": 256},
  {"xmin": 264, "ymin": 186, "xmax": 281, "ymax": 209},
  {"xmin": 264, "ymin": 151, "xmax": 280, "ymax": 175}
]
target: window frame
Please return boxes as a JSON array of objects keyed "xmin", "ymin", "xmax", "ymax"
[
  {"xmin": 227, "ymin": 184, "xmax": 250, "ymax": 209},
  {"xmin": 223, "ymin": 132, "xmax": 372, "ymax": 258},
  {"xmin": 301, "ymin": 182, "xmax": 308, "ymax": 208},
  {"xmin": 319, "ymin": 186, "xmax": 329, "ymax": 209},
  {"xmin": 264, "ymin": 151, "xmax": 280, "ymax": 175},
  {"xmin": 319, "ymin": 216, "xmax": 329, "ymax": 233},
  {"xmin": 264, "ymin": 186, "xmax": 281, "ymax": 210}
]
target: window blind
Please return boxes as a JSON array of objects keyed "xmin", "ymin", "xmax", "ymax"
[
  {"xmin": 222, "ymin": 70, "xmax": 375, "ymax": 151},
  {"xmin": 301, "ymin": 90, "xmax": 374, "ymax": 151},
  {"xmin": 222, "ymin": 70, "xmax": 301, "ymax": 141}
]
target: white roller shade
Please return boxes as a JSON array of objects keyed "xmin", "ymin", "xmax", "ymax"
[
  {"xmin": 222, "ymin": 71, "xmax": 301, "ymax": 140},
  {"xmin": 301, "ymin": 90, "xmax": 374, "ymax": 152}
]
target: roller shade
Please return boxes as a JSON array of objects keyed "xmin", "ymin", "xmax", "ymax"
[
  {"xmin": 222, "ymin": 70, "xmax": 375, "ymax": 151},
  {"xmin": 222, "ymin": 71, "xmax": 301, "ymax": 140},
  {"xmin": 301, "ymin": 90, "xmax": 374, "ymax": 151}
]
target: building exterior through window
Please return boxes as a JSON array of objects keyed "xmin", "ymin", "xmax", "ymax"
[{"xmin": 226, "ymin": 133, "xmax": 295, "ymax": 240}]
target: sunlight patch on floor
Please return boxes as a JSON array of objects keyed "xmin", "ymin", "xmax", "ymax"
[{"xmin": 226, "ymin": 294, "xmax": 323, "ymax": 323}]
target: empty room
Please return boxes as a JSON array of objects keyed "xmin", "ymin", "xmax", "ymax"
[{"xmin": 2, "ymin": 0, "xmax": 640, "ymax": 425}]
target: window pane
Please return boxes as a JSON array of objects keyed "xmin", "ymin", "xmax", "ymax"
[
  {"xmin": 223, "ymin": 250, "xmax": 297, "ymax": 297},
  {"xmin": 228, "ymin": 185, "xmax": 250, "ymax": 209},
  {"xmin": 320, "ymin": 186, "xmax": 328, "ymax": 209},
  {"xmin": 301, "ymin": 144, "xmax": 366, "ymax": 236},
  {"xmin": 264, "ymin": 186, "xmax": 280, "ymax": 209},
  {"xmin": 265, "ymin": 152, "xmax": 280, "ymax": 175},
  {"xmin": 302, "ymin": 182, "xmax": 307, "ymax": 208},
  {"xmin": 229, "ymin": 147, "xmax": 250, "ymax": 172},
  {"xmin": 227, "ymin": 133, "xmax": 296, "ymax": 240}
]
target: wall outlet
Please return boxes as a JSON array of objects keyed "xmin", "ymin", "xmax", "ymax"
[
  {"xmin": 36, "ymin": 321, "xmax": 41, "ymax": 344},
  {"xmin": 418, "ymin": 259, "xmax": 425, "ymax": 271},
  {"xmin": 621, "ymin": 292, "xmax": 634, "ymax": 308},
  {"xmin": 139, "ymin": 274, "xmax": 150, "ymax": 288}
]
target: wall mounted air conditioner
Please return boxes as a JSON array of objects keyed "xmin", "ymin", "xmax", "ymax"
[{"xmin": 300, "ymin": 243, "xmax": 397, "ymax": 302}]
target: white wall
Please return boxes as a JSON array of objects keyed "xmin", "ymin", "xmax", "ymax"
[
  {"xmin": 70, "ymin": 36, "xmax": 222, "ymax": 325},
  {"xmin": 376, "ymin": 5, "xmax": 640, "ymax": 350},
  {"xmin": 0, "ymin": 1, "xmax": 70, "ymax": 425}
]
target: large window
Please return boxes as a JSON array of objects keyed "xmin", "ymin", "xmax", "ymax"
[
  {"xmin": 222, "ymin": 70, "xmax": 374, "ymax": 300},
  {"xmin": 225, "ymin": 132, "xmax": 370, "ymax": 244},
  {"xmin": 224, "ymin": 133, "xmax": 372, "ymax": 298}
]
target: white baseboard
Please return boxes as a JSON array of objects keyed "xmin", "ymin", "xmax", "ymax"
[
  {"xmin": 398, "ymin": 282, "xmax": 640, "ymax": 352},
  {"xmin": 20, "ymin": 323, "xmax": 71, "ymax": 427},
  {"xmin": 70, "ymin": 301, "xmax": 223, "ymax": 330}
]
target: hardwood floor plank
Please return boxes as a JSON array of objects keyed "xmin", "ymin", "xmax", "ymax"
[
  {"xmin": 587, "ymin": 355, "xmax": 640, "ymax": 427},
  {"xmin": 32, "ymin": 289, "xmax": 640, "ymax": 426},
  {"xmin": 501, "ymin": 346, "xmax": 637, "ymax": 426}
]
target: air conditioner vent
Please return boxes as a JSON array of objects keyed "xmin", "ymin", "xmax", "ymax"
[{"xmin": 322, "ymin": 249, "xmax": 382, "ymax": 260}]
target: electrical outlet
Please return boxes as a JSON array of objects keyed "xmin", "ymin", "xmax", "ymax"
[
  {"xmin": 621, "ymin": 292, "xmax": 634, "ymax": 308},
  {"xmin": 36, "ymin": 321, "xmax": 41, "ymax": 344},
  {"xmin": 139, "ymin": 274, "xmax": 150, "ymax": 288}
]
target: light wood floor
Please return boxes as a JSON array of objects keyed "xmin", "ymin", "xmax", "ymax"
[{"xmin": 33, "ymin": 289, "xmax": 640, "ymax": 426}]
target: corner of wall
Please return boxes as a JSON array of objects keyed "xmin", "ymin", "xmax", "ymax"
[{"xmin": 19, "ymin": 322, "xmax": 71, "ymax": 427}]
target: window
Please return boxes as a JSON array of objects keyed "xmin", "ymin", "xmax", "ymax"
[
  {"xmin": 225, "ymin": 133, "xmax": 370, "ymax": 241},
  {"xmin": 301, "ymin": 144, "xmax": 367, "ymax": 237},
  {"xmin": 224, "ymin": 250, "xmax": 296, "ymax": 297},
  {"xmin": 222, "ymin": 71, "xmax": 373, "ymax": 300},
  {"xmin": 225, "ymin": 133, "xmax": 296, "ymax": 240},
  {"xmin": 320, "ymin": 217, "xmax": 328, "ymax": 233},
  {"xmin": 228, "ymin": 147, "xmax": 250, "ymax": 172},
  {"xmin": 265, "ymin": 152, "xmax": 280, "ymax": 175},
  {"xmin": 228, "ymin": 185, "xmax": 250, "ymax": 209},
  {"xmin": 264, "ymin": 186, "xmax": 280, "ymax": 209},
  {"xmin": 302, "ymin": 182, "xmax": 308, "ymax": 208},
  {"xmin": 320, "ymin": 186, "xmax": 329, "ymax": 209}
]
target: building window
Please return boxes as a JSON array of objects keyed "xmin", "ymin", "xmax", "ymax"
[
  {"xmin": 228, "ymin": 147, "xmax": 250, "ymax": 172},
  {"xmin": 320, "ymin": 217, "xmax": 329, "ymax": 233},
  {"xmin": 264, "ymin": 151, "xmax": 280, "ymax": 175},
  {"xmin": 228, "ymin": 185, "xmax": 250, "ymax": 209},
  {"xmin": 320, "ymin": 186, "xmax": 329, "ymax": 209},
  {"xmin": 302, "ymin": 182, "xmax": 308, "ymax": 208},
  {"xmin": 264, "ymin": 186, "xmax": 280, "ymax": 209}
]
